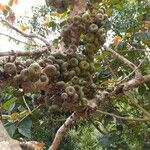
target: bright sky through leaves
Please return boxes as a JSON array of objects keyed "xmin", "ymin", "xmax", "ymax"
[{"xmin": 0, "ymin": 0, "xmax": 45, "ymax": 51}]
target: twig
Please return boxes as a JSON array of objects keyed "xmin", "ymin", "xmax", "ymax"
[
  {"xmin": 96, "ymin": 110, "xmax": 150, "ymax": 122},
  {"xmin": 22, "ymin": 96, "xmax": 32, "ymax": 114},
  {"xmin": 118, "ymin": 55, "xmax": 147, "ymax": 84},
  {"xmin": 0, "ymin": 17, "xmax": 51, "ymax": 46},
  {"xmin": 106, "ymin": 47, "xmax": 142, "ymax": 77},
  {"xmin": 0, "ymin": 32, "xmax": 37, "ymax": 47},
  {"xmin": 123, "ymin": 74, "xmax": 150, "ymax": 91},
  {"xmin": 18, "ymin": 105, "xmax": 41, "ymax": 125},
  {"xmin": 103, "ymin": 58, "xmax": 118, "ymax": 79},
  {"xmin": 0, "ymin": 46, "xmax": 49, "ymax": 57},
  {"xmin": 124, "ymin": 93, "xmax": 150, "ymax": 118}
]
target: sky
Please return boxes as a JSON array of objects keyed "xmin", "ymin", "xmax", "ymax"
[{"xmin": 0, "ymin": 0, "xmax": 45, "ymax": 51}]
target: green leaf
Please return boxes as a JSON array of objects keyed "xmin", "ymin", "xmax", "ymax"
[
  {"xmin": 18, "ymin": 117, "xmax": 32, "ymax": 138},
  {"xmin": 2, "ymin": 98, "xmax": 16, "ymax": 110},
  {"xmin": 5, "ymin": 123, "xmax": 17, "ymax": 137}
]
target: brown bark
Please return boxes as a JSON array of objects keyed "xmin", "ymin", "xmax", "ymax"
[
  {"xmin": 48, "ymin": 112, "xmax": 79, "ymax": 150},
  {"xmin": 0, "ymin": 121, "xmax": 22, "ymax": 150}
]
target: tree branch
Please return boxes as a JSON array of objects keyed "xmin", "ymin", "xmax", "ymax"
[
  {"xmin": 123, "ymin": 74, "xmax": 150, "ymax": 91},
  {"xmin": 0, "ymin": 121, "xmax": 22, "ymax": 150},
  {"xmin": 0, "ymin": 46, "xmax": 49, "ymax": 57},
  {"xmin": 0, "ymin": 17, "xmax": 50, "ymax": 46},
  {"xmin": 49, "ymin": 112, "xmax": 80, "ymax": 150},
  {"xmin": 118, "ymin": 54, "xmax": 147, "ymax": 84},
  {"xmin": 96, "ymin": 110, "xmax": 150, "ymax": 122},
  {"xmin": 106, "ymin": 47, "xmax": 142, "ymax": 77}
]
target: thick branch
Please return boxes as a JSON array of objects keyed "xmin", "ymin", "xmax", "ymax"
[
  {"xmin": 106, "ymin": 47, "xmax": 142, "ymax": 77},
  {"xmin": 0, "ymin": 121, "xmax": 22, "ymax": 150},
  {"xmin": 0, "ymin": 17, "xmax": 50, "ymax": 46},
  {"xmin": 123, "ymin": 75, "xmax": 150, "ymax": 91},
  {"xmin": 49, "ymin": 112, "xmax": 79, "ymax": 150}
]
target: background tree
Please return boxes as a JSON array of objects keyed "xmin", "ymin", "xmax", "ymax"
[{"xmin": 0, "ymin": 0, "xmax": 150, "ymax": 150}]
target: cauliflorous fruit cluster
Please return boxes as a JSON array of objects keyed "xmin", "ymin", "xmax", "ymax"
[
  {"xmin": 1, "ymin": 5, "xmax": 107, "ymax": 113},
  {"xmin": 2, "ymin": 50, "xmax": 97, "ymax": 112},
  {"xmin": 61, "ymin": 6, "xmax": 107, "ymax": 57}
]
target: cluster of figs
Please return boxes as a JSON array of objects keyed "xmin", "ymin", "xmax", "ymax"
[{"xmin": 2, "ymin": 4, "xmax": 107, "ymax": 112}]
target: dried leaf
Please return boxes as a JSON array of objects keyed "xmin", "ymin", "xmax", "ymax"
[
  {"xmin": 113, "ymin": 35, "xmax": 122, "ymax": 45},
  {"xmin": 0, "ymin": 3, "xmax": 7, "ymax": 12}
]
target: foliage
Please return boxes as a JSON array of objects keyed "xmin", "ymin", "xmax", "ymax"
[{"xmin": 0, "ymin": 0, "xmax": 150, "ymax": 150}]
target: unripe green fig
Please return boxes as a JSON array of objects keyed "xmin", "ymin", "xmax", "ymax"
[
  {"xmin": 76, "ymin": 54, "xmax": 85, "ymax": 61},
  {"xmin": 74, "ymin": 67, "xmax": 81, "ymax": 75},
  {"xmin": 89, "ymin": 23, "xmax": 98, "ymax": 32},
  {"xmin": 46, "ymin": 59, "xmax": 53, "ymax": 64},
  {"xmin": 61, "ymin": 62, "xmax": 68, "ymax": 72},
  {"xmin": 68, "ymin": 44, "xmax": 77, "ymax": 51},
  {"xmin": 61, "ymin": 101, "xmax": 71, "ymax": 110},
  {"xmin": 98, "ymin": 8, "xmax": 105, "ymax": 14},
  {"xmin": 89, "ymin": 63, "xmax": 96, "ymax": 73},
  {"xmin": 96, "ymin": 13, "xmax": 104, "ymax": 22},
  {"xmin": 103, "ymin": 14, "xmax": 108, "ymax": 20},
  {"xmin": 79, "ymin": 61, "xmax": 90, "ymax": 70},
  {"xmin": 56, "ymin": 81, "xmax": 66, "ymax": 89},
  {"xmin": 99, "ymin": 6, "xmax": 106, "ymax": 14},
  {"xmin": 28, "ymin": 63, "xmax": 41, "ymax": 76},
  {"xmin": 54, "ymin": 63, "xmax": 60, "ymax": 70},
  {"xmin": 61, "ymin": 92, "xmax": 68, "ymax": 100},
  {"xmin": 79, "ymin": 79, "xmax": 87, "ymax": 86},
  {"xmin": 13, "ymin": 74, "xmax": 22, "ymax": 85},
  {"xmin": 74, "ymin": 84, "xmax": 81, "ymax": 92},
  {"xmin": 43, "ymin": 65, "xmax": 57, "ymax": 77},
  {"xmin": 4, "ymin": 63, "xmax": 17, "ymax": 75},
  {"xmin": 97, "ymin": 28, "xmax": 105, "ymax": 36},
  {"xmin": 62, "ymin": 71, "xmax": 69, "ymax": 80},
  {"xmin": 70, "ymin": 57, "xmax": 79, "ymax": 67},
  {"xmin": 87, "ymin": 54, "xmax": 94, "ymax": 62},
  {"xmin": 94, "ymin": 38, "xmax": 100, "ymax": 48},
  {"xmin": 73, "ymin": 15, "xmax": 82, "ymax": 24},
  {"xmin": 47, "ymin": 55, "xmax": 56, "ymax": 61},
  {"xmin": 99, "ymin": 34, "xmax": 106, "ymax": 44},
  {"xmin": 82, "ymin": 13, "xmax": 91, "ymax": 23},
  {"xmin": 71, "ymin": 76, "xmax": 79, "ymax": 84},
  {"xmin": 85, "ymin": 33, "xmax": 95, "ymax": 43},
  {"xmin": 72, "ymin": 93, "xmax": 79, "ymax": 102},
  {"xmin": 69, "ymin": 70, "xmax": 76, "ymax": 78},
  {"xmin": 65, "ymin": 86, "xmax": 76, "ymax": 96},
  {"xmin": 86, "ymin": 43, "xmax": 96, "ymax": 54},
  {"xmin": 20, "ymin": 68, "xmax": 31, "ymax": 81},
  {"xmin": 56, "ymin": 59, "xmax": 64, "ymax": 65},
  {"xmin": 39, "ymin": 73, "xmax": 49, "ymax": 83},
  {"xmin": 25, "ymin": 59, "xmax": 34, "ymax": 67}
]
